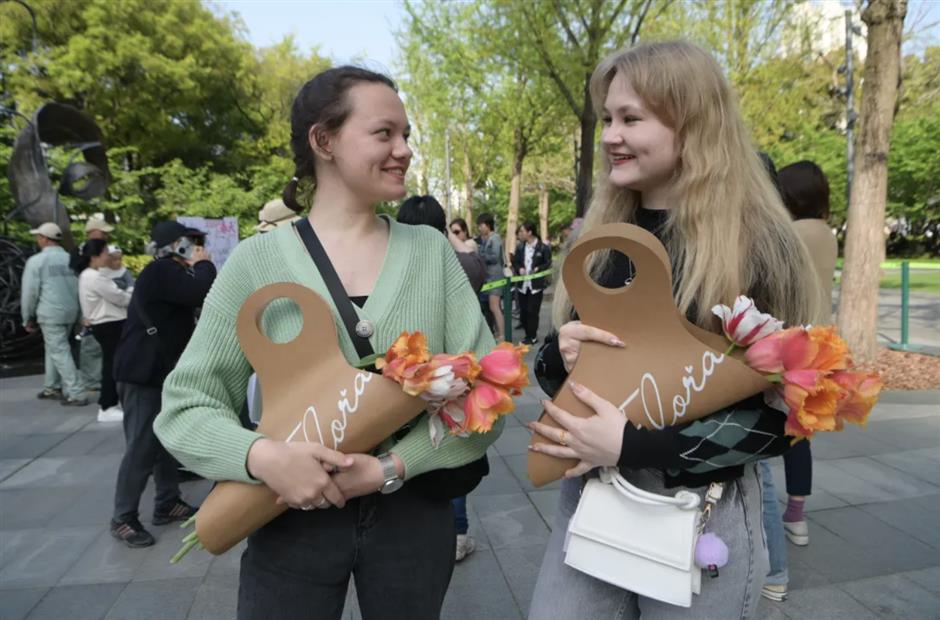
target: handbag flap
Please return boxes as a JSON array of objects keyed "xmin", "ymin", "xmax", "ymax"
[{"xmin": 567, "ymin": 479, "xmax": 698, "ymax": 571}]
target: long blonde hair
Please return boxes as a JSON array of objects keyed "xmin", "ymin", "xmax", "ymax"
[{"xmin": 553, "ymin": 41, "xmax": 823, "ymax": 330}]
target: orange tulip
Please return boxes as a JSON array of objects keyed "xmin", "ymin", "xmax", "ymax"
[
  {"xmin": 782, "ymin": 376, "xmax": 845, "ymax": 439},
  {"xmin": 377, "ymin": 332, "xmax": 432, "ymax": 383},
  {"xmin": 806, "ymin": 326, "xmax": 851, "ymax": 372},
  {"xmin": 463, "ymin": 380, "xmax": 515, "ymax": 433},
  {"xmin": 431, "ymin": 352, "xmax": 481, "ymax": 384},
  {"xmin": 831, "ymin": 370, "xmax": 882, "ymax": 427},
  {"xmin": 479, "ymin": 343, "xmax": 530, "ymax": 395}
]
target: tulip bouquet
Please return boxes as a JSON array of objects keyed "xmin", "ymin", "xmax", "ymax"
[
  {"xmin": 712, "ymin": 296, "xmax": 882, "ymax": 441},
  {"xmin": 377, "ymin": 332, "xmax": 529, "ymax": 447}
]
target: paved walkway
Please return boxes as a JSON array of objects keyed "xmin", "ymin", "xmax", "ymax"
[{"xmin": 2, "ymin": 292, "xmax": 939, "ymax": 619}]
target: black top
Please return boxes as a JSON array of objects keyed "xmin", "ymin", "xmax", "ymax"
[
  {"xmin": 511, "ymin": 238, "xmax": 553, "ymax": 291},
  {"xmin": 113, "ymin": 257, "xmax": 217, "ymax": 387},
  {"xmin": 534, "ymin": 207, "xmax": 789, "ymax": 488}
]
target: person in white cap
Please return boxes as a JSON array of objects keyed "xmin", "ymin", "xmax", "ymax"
[
  {"xmin": 255, "ymin": 198, "xmax": 301, "ymax": 233},
  {"xmin": 21, "ymin": 223, "xmax": 88, "ymax": 406},
  {"xmin": 85, "ymin": 217, "xmax": 115, "ymax": 241}
]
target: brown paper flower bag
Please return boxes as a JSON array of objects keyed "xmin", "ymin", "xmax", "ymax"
[
  {"xmin": 195, "ymin": 282, "xmax": 426, "ymax": 554},
  {"xmin": 527, "ymin": 223, "xmax": 769, "ymax": 487}
]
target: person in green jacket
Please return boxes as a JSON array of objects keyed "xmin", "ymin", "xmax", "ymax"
[
  {"xmin": 20, "ymin": 223, "xmax": 88, "ymax": 406},
  {"xmin": 155, "ymin": 66, "xmax": 502, "ymax": 620}
]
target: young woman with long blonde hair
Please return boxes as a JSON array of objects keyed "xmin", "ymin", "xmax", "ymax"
[{"xmin": 528, "ymin": 41, "xmax": 823, "ymax": 619}]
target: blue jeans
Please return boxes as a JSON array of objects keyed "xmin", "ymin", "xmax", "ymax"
[
  {"xmin": 452, "ymin": 496, "xmax": 469, "ymax": 535},
  {"xmin": 760, "ymin": 460, "xmax": 788, "ymax": 586}
]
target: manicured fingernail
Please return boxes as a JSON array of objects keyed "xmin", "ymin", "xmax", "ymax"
[
  {"xmin": 611, "ymin": 338, "xmax": 625, "ymax": 347},
  {"xmin": 528, "ymin": 445, "xmax": 538, "ymax": 452},
  {"xmin": 569, "ymin": 381, "xmax": 583, "ymax": 392}
]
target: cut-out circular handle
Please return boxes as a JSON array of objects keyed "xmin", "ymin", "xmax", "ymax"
[
  {"xmin": 236, "ymin": 283, "xmax": 339, "ymax": 376},
  {"xmin": 563, "ymin": 223, "xmax": 676, "ymax": 324}
]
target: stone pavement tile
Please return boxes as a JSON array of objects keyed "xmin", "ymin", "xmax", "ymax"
[
  {"xmin": 867, "ymin": 403, "xmax": 938, "ymax": 422},
  {"xmin": 493, "ymin": 426, "xmax": 532, "ymax": 457},
  {"xmin": 475, "ymin": 493, "xmax": 550, "ymax": 550},
  {"xmin": 807, "ymin": 507, "xmax": 939, "ymax": 576},
  {"xmin": 502, "ymin": 453, "xmax": 561, "ymax": 492},
  {"xmin": 872, "ymin": 448, "xmax": 940, "ymax": 485},
  {"xmin": 902, "ymin": 567, "xmax": 940, "ymax": 596},
  {"xmin": 0, "ymin": 587, "xmax": 47, "ymax": 620},
  {"xmin": 859, "ymin": 495, "xmax": 940, "ymax": 550},
  {"xmin": 785, "ymin": 554, "xmax": 836, "ymax": 591},
  {"xmin": 442, "ymin": 549, "xmax": 522, "ymax": 620},
  {"xmin": 186, "ymin": 571, "xmax": 237, "ymax": 620},
  {"xmin": 0, "ymin": 434, "xmax": 68, "ymax": 460},
  {"xmin": 786, "ymin": 519, "xmax": 894, "ymax": 584},
  {"xmin": 839, "ymin": 574, "xmax": 940, "ymax": 619},
  {"xmin": 58, "ymin": 528, "xmax": 148, "ymax": 586},
  {"xmin": 1, "ymin": 411, "xmax": 94, "ymax": 436},
  {"xmin": 44, "ymin": 484, "xmax": 116, "ymax": 529},
  {"xmin": 131, "ymin": 521, "xmax": 213, "ymax": 583},
  {"xmin": 104, "ymin": 577, "xmax": 202, "ymax": 620},
  {"xmin": 0, "ymin": 486, "xmax": 87, "ymax": 531},
  {"xmin": 812, "ymin": 460, "xmax": 918, "ymax": 506},
  {"xmin": 777, "ymin": 585, "xmax": 880, "ymax": 620},
  {"xmin": 864, "ymin": 416, "xmax": 940, "ymax": 451},
  {"xmin": 492, "ymin": 543, "xmax": 547, "ymax": 615},
  {"xmin": 25, "ymin": 582, "xmax": 127, "ymax": 620},
  {"xmin": 755, "ymin": 598, "xmax": 788, "ymax": 620},
  {"xmin": 472, "ymin": 455, "xmax": 525, "ymax": 496},
  {"xmin": 87, "ymin": 431, "xmax": 127, "ymax": 456},
  {"xmin": 807, "ymin": 428, "xmax": 902, "ymax": 461},
  {"xmin": 0, "ymin": 459, "xmax": 31, "ymax": 483},
  {"xmin": 879, "ymin": 390, "xmax": 940, "ymax": 405},
  {"xmin": 526, "ymin": 489, "xmax": 559, "ymax": 528},
  {"xmin": 0, "ymin": 455, "xmax": 122, "ymax": 490},
  {"xmin": 826, "ymin": 456, "xmax": 940, "ymax": 500},
  {"xmin": 43, "ymin": 430, "xmax": 118, "ymax": 458},
  {"xmin": 0, "ymin": 526, "xmax": 99, "ymax": 589}
]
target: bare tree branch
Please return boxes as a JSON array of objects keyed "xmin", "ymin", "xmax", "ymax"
[
  {"xmin": 520, "ymin": 3, "xmax": 583, "ymax": 116},
  {"xmin": 630, "ymin": 0, "xmax": 655, "ymax": 45},
  {"xmin": 551, "ymin": 0, "xmax": 585, "ymax": 61}
]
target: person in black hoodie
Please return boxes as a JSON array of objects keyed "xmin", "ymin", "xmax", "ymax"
[
  {"xmin": 511, "ymin": 221, "xmax": 552, "ymax": 345},
  {"xmin": 109, "ymin": 221, "xmax": 217, "ymax": 547}
]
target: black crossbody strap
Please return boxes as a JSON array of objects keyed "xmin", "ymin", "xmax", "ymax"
[{"xmin": 294, "ymin": 219, "xmax": 375, "ymax": 359}]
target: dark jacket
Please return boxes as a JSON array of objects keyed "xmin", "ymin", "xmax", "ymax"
[
  {"xmin": 113, "ymin": 257, "xmax": 217, "ymax": 387},
  {"xmin": 511, "ymin": 239, "xmax": 552, "ymax": 291}
]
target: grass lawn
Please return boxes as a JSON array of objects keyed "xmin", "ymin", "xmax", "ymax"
[
  {"xmin": 835, "ymin": 270, "xmax": 940, "ymax": 293},
  {"xmin": 836, "ymin": 257, "xmax": 940, "ymax": 270}
]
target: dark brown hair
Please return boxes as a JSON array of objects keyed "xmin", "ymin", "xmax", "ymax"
[
  {"xmin": 282, "ymin": 66, "xmax": 397, "ymax": 212},
  {"xmin": 777, "ymin": 160, "xmax": 831, "ymax": 220}
]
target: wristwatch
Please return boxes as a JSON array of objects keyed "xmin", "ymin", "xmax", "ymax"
[{"xmin": 377, "ymin": 453, "xmax": 404, "ymax": 495}]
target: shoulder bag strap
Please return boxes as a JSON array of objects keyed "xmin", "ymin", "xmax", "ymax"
[{"xmin": 293, "ymin": 218, "xmax": 375, "ymax": 360}]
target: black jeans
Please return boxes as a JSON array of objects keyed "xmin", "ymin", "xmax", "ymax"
[
  {"xmin": 238, "ymin": 484, "xmax": 456, "ymax": 620},
  {"xmin": 783, "ymin": 438, "xmax": 812, "ymax": 496},
  {"xmin": 91, "ymin": 320, "xmax": 124, "ymax": 410},
  {"xmin": 518, "ymin": 290, "xmax": 543, "ymax": 341},
  {"xmin": 113, "ymin": 382, "xmax": 181, "ymax": 522}
]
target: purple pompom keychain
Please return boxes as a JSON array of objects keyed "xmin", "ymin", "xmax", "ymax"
[
  {"xmin": 695, "ymin": 532, "xmax": 729, "ymax": 578},
  {"xmin": 694, "ymin": 483, "xmax": 729, "ymax": 578}
]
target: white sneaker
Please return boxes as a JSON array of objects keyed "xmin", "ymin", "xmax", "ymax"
[
  {"xmin": 455, "ymin": 534, "xmax": 476, "ymax": 562},
  {"xmin": 98, "ymin": 406, "xmax": 123, "ymax": 423},
  {"xmin": 784, "ymin": 520, "xmax": 809, "ymax": 546},
  {"xmin": 761, "ymin": 583, "xmax": 788, "ymax": 602}
]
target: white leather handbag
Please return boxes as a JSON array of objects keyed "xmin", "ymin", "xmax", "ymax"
[{"xmin": 563, "ymin": 468, "xmax": 704, "ymax": 608}]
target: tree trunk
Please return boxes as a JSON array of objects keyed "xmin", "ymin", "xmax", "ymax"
[
  {"xmin": 574, "ymin": 82, "xmax": 597, "ymax": 217},
  {"xmin": 538, "ymin": 185, "xmax": 550, "ymax": 242},
  {"xmin": 463, "ymin": 148, "xmax": 474, "ymax": 233},
  {"xmin": 837, "ymin": 0, "xmax": 907, "ymax": 363},
  {"xmin": 505, "ymin": 129, "xmax": 526, "ymax": 264}
]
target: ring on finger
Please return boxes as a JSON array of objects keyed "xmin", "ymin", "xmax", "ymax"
[
  {"xmin": 316, "ymin": 497, "xmax": 331, "ymax": 509},
  {"xmin": 559, "ymin": 430, "xmax": 569, "ymax": 446},
  {"xmin": 300, "ymin": 504, "xmax": 315, "ymax": 511}
]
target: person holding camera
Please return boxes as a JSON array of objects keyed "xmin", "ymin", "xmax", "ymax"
[{"xmin": 109, "ymin": 221, "xmax": 216, "ymax": 547}]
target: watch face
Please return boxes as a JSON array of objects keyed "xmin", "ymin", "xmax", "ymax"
[{"xmin": 381, "ymin": 478, "xmax": 404, "ymax": 494}]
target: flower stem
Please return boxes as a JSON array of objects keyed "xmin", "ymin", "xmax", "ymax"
[
  {"xmin": 179, "ymin": 514, "xmax": 197, "ymax": 529},
  {"xmin": 171, "ymin": 536, "xmax": 201, "ymax": 564},
  {"xmin": 724, "ymin": 342, "xmax": 736, "ymax": 356}
]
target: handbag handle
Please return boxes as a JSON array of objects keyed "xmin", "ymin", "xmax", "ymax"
[{"xmin": 599, "ymin": 467, "xmax": 701, "ymax": 511}]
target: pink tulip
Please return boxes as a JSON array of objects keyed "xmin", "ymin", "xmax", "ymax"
[
  {"xmin": 479, "ymin": 343, "xmax": 529, "ymax": 394},
  {"xmin": 712, "ymin": 296, "xmax": 784, "ymax": 348},
  {"xmin": 463, "ymin": 381, "xmax": 514, "ymax": 433}
]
